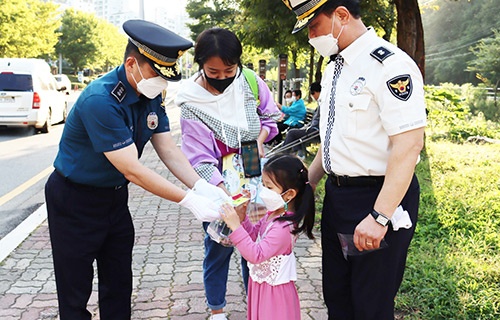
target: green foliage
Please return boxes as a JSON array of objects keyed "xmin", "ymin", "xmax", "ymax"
[
  {"xmin": 465, "ymin": 84, "xmax": 500, "ymax": 122},
  {"xmin": 360, "ymin": 0, "xmax": 396, "ymax": 41},
  {"xmin": 468, "ymin": 28, "xmax": 500, "ymax": 89},
  {"xmin": 91, "ymin": 20, "xmax": 127, "ymax": 73},
  {"xmin": 425, "ymin": 84, "xmax": 500, "ymax": 142},
  {"xmin": 57, "ymin": 9, "xmax": 99, "ymax": 74},
  {"xmin": 423, "ymin": 0, "xmax": 500, "ymax": 85},
  {"xmin": 0, "ymin": 0, "xmax": 61, "ymax": 58},
  {"xmin": 185, "ymin": 0, "xmax": 238, "ymax": 41},
  {"xmin": 56, "ymin": 9, "xmax": 126, "ymax": 74}
]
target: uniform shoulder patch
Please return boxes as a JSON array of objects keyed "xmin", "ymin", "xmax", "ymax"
[
  {"xmin": 370, "ymin": 46, "xmax": 394, "ymax": 63},
  {"xmin": 386, "ymin": 74, "xmax": 413, "ymax": 101},
  {"xmin": 111, "ymin": 81, "xmax": 127, "ymax": 102}
]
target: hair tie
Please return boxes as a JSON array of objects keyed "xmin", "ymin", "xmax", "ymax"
[{"xmin": 305, "ymin": 181, "xmax": 310, "ymax": 185}]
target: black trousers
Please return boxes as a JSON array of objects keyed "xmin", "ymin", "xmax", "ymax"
[
  {"xmin": 321, "ymin": 174, "xmax": 419, "ymax": 320},
  {"xmin": 45, "ymin": 171, "xmax": 134, "ymax": 320},
  {"xmin": 283, "ymin": 127, "xmax": 318, "ymax": 152}
]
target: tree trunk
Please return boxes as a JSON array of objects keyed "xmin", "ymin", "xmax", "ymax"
[{"xmin": 393, "ymin": 0, "xmax": 425, "ymax": 79}]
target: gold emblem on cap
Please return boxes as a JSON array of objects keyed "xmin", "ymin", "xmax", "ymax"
[
  {"xmin": 154, "ymin": 63, "xmax": 178, "ymax": 78},
  {"xmin": 282, "ymin": 0, "xmax": 292, "ymax": 10},
  {"xmin": 295, "ymin": 14, "xmax": 315, "ymax": 29}
]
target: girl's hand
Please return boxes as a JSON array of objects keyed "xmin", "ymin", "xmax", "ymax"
[
  {"xmin": 220, "ymin": 203, "xmax": 241, "ymax": 231},
  {"xmin": 233, "ymin": 189, "xmax": 251, "ymax": 221},
  {"xmin": 234, "ymin": 200, "xmax": 249, "ymax": 222}
]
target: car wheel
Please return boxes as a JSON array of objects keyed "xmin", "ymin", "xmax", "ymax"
[{"xmin": 40, "ymin": 109, "xmax": 52, "ymax": 134}]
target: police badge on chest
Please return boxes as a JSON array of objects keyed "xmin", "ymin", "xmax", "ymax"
[{"xmin": 147, "ymin": 112, "xmax": 158, "ymax": 130}]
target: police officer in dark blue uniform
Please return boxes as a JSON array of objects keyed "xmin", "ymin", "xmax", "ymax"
[{"xmin": 45, "ymin": 20, "xmax": 230, "ymax": 320}]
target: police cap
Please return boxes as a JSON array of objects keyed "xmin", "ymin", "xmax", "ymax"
[
  {"xmin": 282, "ymin": 0, "xmax": 330, "ymax": 34},
  {"xmin": 123, "ymin": 19, "xmax": 193, "ymax": 81}
]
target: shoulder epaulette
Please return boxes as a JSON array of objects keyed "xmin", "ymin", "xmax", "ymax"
[
  {"xmin": 111, "ymin": 81, "xmax": 126, "ymax": 102},
  {"xmin": 370, "ymin": 46, "xmax": 394, "ymax": 64}
]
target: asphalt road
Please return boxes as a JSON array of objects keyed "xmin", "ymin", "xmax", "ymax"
[
  {"xmin": 0, "ymin": 82, "xmax": 182, "ymax": 241},
  {"xmin": 0, "ymin": 91, "xmax": 80, "ymax": 240}
]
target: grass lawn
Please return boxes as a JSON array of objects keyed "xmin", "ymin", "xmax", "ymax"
[{"xmin": 398, "ymin": 140, "xmax": 500, "ymax": 319}]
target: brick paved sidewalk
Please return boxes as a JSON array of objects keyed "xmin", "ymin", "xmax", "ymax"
[{"xmin": 0, "ymin": 104, "xmax": 327, "ymax": 319}]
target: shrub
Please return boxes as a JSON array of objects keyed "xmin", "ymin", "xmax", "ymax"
[{"xmin": 425, "ymin": 84, "xmax": 500, "ymax": 142}]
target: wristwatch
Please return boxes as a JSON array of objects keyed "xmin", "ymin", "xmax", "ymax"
[{"xmin": 371, "ymin": 209, "xmax": 390, "ymax": 227}]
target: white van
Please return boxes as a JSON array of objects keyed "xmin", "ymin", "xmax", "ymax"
[{"xmin": 0, "ymin": 58, "xmax": 68, "ymax": 133}]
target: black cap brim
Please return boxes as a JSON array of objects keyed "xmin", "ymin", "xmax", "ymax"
[
  {"xmin": 292, "ymin": 11, "xmax": 320, "ymax": 34},
  {"xmin": 291, "ymin": 2, "xmax": 327, "ymax": 34}
]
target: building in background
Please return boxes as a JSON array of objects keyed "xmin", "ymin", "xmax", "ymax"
[
  {"xmin": 51, "ymin": 0, "xmax": 95, "ymax": 13},
  {"xmin": 149, "ymin": 2, "xmax": 191, "ymax": 40},
  {"xmin": 50, "ymin": 0, "xmax": 192, "ymax": 41}
]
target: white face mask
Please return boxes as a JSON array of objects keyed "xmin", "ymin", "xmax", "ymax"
[
  {"xmin": 131, "ymin": 59, "xmax": 168, "ymax": 99},
  {"xmin": 308, "ymin": 14, "xmax": 344, "ymax": 58},
  {"xmin": 259, "ymin": 187, "xmax": 287, "ymax": 212},
  {"xmin": 284, "ymin": 97, "xmax": 293, "ymax": 105}
]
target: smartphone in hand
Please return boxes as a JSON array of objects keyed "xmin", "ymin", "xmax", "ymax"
[{"xmin": 241, "ymin": 140, "xmax": 261, "ymax": 178}]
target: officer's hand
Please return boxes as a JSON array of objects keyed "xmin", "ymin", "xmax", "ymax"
[
  {"xmin": 179, "ymin": 190, "xmax": 220, "ymax": 222},
  {"xmin": 193, "ymin": 179, "xmax": 231, "ymax": 205},
  {"xmin": 353, "ymin": 214, "xmax": 388, "ymax": 251}
]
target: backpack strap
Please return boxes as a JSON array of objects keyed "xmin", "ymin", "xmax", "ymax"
[{"xmin": 241, "ymin": 67, "xmax": 260, "ymax": 106}]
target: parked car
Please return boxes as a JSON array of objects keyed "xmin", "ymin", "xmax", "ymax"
[
  {"xmin": 54, "ymin": 74, "xmax": 72, "ymax": 95},
  {"xmin": 0, "ymin": 58, "xmax": 68, "ymax": 133}
]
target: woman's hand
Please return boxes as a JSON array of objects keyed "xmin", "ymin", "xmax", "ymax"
[{"xmin": 257, "ymin": 142, "xmax": 266, "ymax": 158}]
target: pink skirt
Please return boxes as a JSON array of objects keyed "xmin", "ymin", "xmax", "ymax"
[{"xmin": 247, "ymin": 279, "xmax": 301, "ymax": 320}]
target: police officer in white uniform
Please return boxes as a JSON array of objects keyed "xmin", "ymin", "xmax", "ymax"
[{"xmin": 282, "ymin": 1, "xmax": 427, "ymax": 319}]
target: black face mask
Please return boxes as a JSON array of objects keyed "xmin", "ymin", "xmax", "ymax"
[{"xmin": 204, "ymin": 73, "xmax": 236, "ymax": 93}]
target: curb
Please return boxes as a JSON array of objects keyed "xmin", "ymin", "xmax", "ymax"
[{"xmin": 0, "ymin": 203, "xmax": 47, "ymax": 263}]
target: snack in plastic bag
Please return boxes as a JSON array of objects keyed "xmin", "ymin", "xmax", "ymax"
[{"xmin": 207, "ymin": 193, "xmax": 250, "ymax": 247}]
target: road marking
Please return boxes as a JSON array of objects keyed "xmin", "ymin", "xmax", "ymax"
[{"xmin": 0, "ymin": 166, "xmax": 53, "ymax": 207}]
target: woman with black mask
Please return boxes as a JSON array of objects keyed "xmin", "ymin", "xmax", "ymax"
[{"xmin": 175, "ymin": 27, "xmax": 280, "ymax": 320}]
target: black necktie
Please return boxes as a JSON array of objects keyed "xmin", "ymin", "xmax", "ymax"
[{"xmin": 324, "ymin": 54, "xmax": 344, "ymax": 174}]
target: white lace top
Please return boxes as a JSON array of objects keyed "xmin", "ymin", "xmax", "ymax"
[{"xmin": 247, "ymin": 221, "xmax": 297, "ymax": 286}]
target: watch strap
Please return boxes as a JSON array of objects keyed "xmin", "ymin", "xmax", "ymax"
[{"xmin": 371, "ymin": 209, "xmax": 390, "ymax": 227}]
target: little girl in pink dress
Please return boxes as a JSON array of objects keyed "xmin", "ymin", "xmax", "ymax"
[{"xmin": 220, "ymin": 154, "xmax": 315, "ymax": 320}]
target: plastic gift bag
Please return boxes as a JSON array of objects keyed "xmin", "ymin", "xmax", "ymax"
[{"xmin": 337, "ymin": 233, "xmax": 388, "ymax": 260}]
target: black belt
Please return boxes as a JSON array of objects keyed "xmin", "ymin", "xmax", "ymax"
[
  {"xmin": 55, "ymin": 170, "xmax": 127, "ymax": 191},
  {"xmin": 328, "ymin": 173, "xmax": 384, "ymax": 187}
]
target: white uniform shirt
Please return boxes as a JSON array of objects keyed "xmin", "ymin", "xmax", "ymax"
[{"xmin": 319, "ymin": 28, "xmax": 426, "ymax": 176}]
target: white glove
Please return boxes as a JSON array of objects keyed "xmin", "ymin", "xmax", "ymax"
[
  {"xmin": 391, "ymin": 206, "xmax": 413, "ymax": 231},
  {"xmin": 179, "ymin": 190, "xmax": 220, "ymax": 222},
  {"xmin": 192, "ymin": 179, "xmax": 231, "ymax": 205}
]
